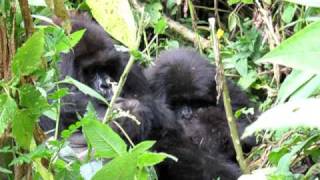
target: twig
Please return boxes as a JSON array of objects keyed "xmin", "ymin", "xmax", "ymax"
[
  {"xmin": 255, "ymin": 1, "xmax": 281, "ymax": 89},
  {"xmin": 214, "ymin": 0, "xmax": 221, "ymax": 28},
  {"xmin": 209, "ymin": 17, "xmax": 249, "ymax": 174},
  {"xmin": 112, "ymin": 121, "xmax": 135, "ymax": 147}
]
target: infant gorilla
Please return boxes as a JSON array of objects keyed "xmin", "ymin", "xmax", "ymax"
[{"xmin": 40, "ymin": 13, "xmax": 254, "ymax": 180}]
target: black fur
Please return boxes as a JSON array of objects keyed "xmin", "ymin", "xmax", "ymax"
[
  {"xmin": 146, "ymin": 48, "xmax": 254, "ymax": 161},
  {"xmin": 40, "ymin": 15, "xmax": 247, "ymax": 180}
]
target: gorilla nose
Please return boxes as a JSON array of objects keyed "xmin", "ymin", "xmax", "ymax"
[
  {"xmin": 99, "ymin": 83, "xmax": 110, "ymax": 91},
  {"xmin": 98, "ymin": 83, "xmax": 113, "ymax": 101}
]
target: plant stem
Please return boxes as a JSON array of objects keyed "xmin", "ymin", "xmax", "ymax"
[
  {"xmin": 209, "ymin": 17, "xmax": 249, "ymax": 174},
  {"xmin": 102, "ymin": 9, "xmax": 145, "ymax": 124}
]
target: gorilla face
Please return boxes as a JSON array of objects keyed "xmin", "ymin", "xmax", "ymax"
[{"xmin": 77, "ymin": 56, "xmax": 120, "ymax": 101}]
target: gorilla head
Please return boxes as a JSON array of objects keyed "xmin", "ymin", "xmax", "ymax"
[
  {"xmin": 59, "ymin": 14, "xmax": 149, "ymax": 102},
  {"xmin": 51, "ymin": 14, "xmax": 154, "ymax": 131},
  {"xmin": 146, "ymin": 48, "xmax": 250, "ymax": 110}
]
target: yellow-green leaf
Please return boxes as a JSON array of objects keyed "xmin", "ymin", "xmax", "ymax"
[{"xmin": 87, "ymin": 0, "xmax": 137, "ymax": 49}]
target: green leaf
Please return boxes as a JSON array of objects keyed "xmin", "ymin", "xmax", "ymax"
[
  {"xmin": 131, "ymin": 141, "xmax": 156, "ymax": 154},
  {"xmin": 60, "ymin": 76, "xmax": 108, "ymax": 104},
  {"xmin": 238, "ymin": 71, "xmax": 257, "ymax": 89},
  {"xmin": 82, "ymin": 114, "xmax": 127, "ymax": 158},
  {"xmin": 154, "ymin": 17, "xmax": 167, "ymax": 34},
  {"xmin": 268, "ymin": 147, "xmax": 289, "ymax": 166},
  {"xmin": 282, "ymin": 3, "xmax": 297, "ymax": 23},
  {"xmin": 285, "ymin": 0, "xmax": 320, "ymax": 7},
  {"xmin": 290, "ymin": 75, "xmax": 320, "ymax": 101},
  {"xmin": 228, "ymin": 12, "xmax": 239, "ymax": 32},
  {"xmin": 145, "ymin": 2, "xmax": 163, "ymax": 25},
  {"xmin": 56, "ymin": 29, "xmax": 86, "ymax": 53},
  {"xmin": 12, "ymin": 30, "xmax": 45, "ymax": 77},
  {"xmin": 136, "ymin": 168, "xmax": 149, "ymax": 180},
  {"xmin": 92, "ymin": 152, "xmax": 137, "ymax": 180},
  {"xmin": 19, "ymin": 84, "xmax": 49, "ymax": 115},
  {"xmin": 257, "ymin": 21, "xmax": 320, "ymax": 74},
  {"xmin": 276, "ymin": 69, "xmax": 315, "ymax": 104},
  {"xmin": 227, "ymin": 0, "xmax": 253, "ymax": 5},
  {"xmin": 0, "ymin": 94, "xmax": 17, "ymax": 135},
  {"xmin": 48, "ymin": 88, "xmax": 69, "ymax": 100},
  {"xmin": 0, "ymin": 166, "xmax": 12, "ymax": 174},
  {"xmin": 12, "ymin": 109, "xmax": 37, "ymax": 149},
  {"xmin": 34, "ymin": 158, "xmax": 54, "ymax": 180},
  {"xmin": 137, "ymin": 152, "xmax": 168, "ymax": 168},
  {"xmin": 242, "ymin": 99, "xmax": 320, "ymax": 138},
  {"xmin": 277, "ymin": 134, "xmax": 320, "ymax": 173},
  {"xmin": 87, "ymin": 0, "xmax": 137, "ymax": 48}
]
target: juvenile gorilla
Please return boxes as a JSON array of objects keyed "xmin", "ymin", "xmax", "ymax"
[
  {"xmin": 40, "ymin": 14, "xmax": 244, "ymax": 180},
  {"xmin": 146, "ymin": 48, "xmax": 255, "ymax": 160}
]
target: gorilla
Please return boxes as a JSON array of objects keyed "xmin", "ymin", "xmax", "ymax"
[
  {"xmin": 40, "ymin": 14, "xmax": 250, "ymax": 180},
  {"xmin": 146, "ymin": 48, "xmax": 255, "ymax": 160},
  {"xmin": 40, "ymin": 14, "xmax": 175, "ymax": 143}
]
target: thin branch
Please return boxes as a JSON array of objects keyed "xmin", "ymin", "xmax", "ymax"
[
  {"xmin": 112, "ymin": 121, "xmax": 135, "ymax": 147},
  {"xmin": 209, "ymin": 17, "xmax": 249, "ymax": 174}
]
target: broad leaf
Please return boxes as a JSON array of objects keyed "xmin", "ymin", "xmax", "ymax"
[
  {"xmin": 92, "ymin": 152, "xmax": 137, "ymax": 180},
  {"xmin": 48, "ymin": 88, "xmax": 69, "ymax": 100},
  {"xmin": 289, "ymin": 75, "xmax": 320, "ymax": 101},
  {"xmin": 56, "ymin": 29, "xmax": 86, "ymax": 53},
  {"xmin": 86, "ymin": 0, "xmax": 137, "ymax": 48},
  {"xmin": 137, "ymin": 152, "xmax": 168, "ymax": 168},
  {"xmin": 19, "ymin": 84, "xmax": 49, "ymax": 115},
  {"xmin": 154, "ymin": 17, "xmax": 168, "ymax": 34},
  {"xmin": 12, "ymin": 30, "xmax": 44, "ymax": 77},
  {"xmin": 242, "ymin": 98, "xmax": 320, "ymax": 137},
  {"xmin": 276, "ymin": 69, "xmax": 314, "ymax": 104},
  {"xmin": 131, "ymin": 141, "xmax": 156, "ymax": 154},
  {"xmin": 12, "ymin": 109, "xmax": 37, "ymax": 149},
  {"xmin": 82, "ymin": 114, "xmax": 127, "ymax": 158},
  {"xmin": 257, "ymin": 21, "xmax": 320, "ymax": 74},
  {"xmin": 282, "ymin": 3, "xmax": 297, "ymax": 23},
  {"xmin": 0, "ymin": 94, "xmax": 17, "ymax": 135}
]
